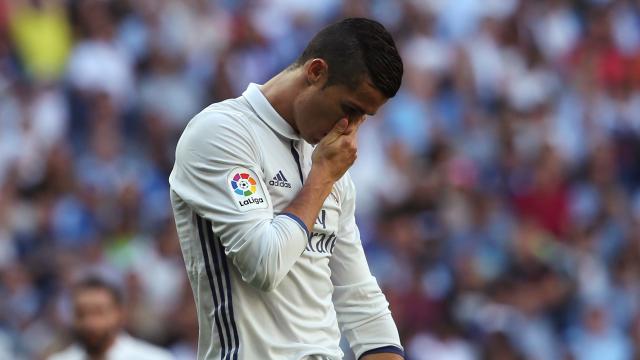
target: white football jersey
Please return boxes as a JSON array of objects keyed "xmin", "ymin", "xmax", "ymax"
[
  {"xmin": 169, "ymin": 83, "xmax": 403, "ymax": 360},
  {"xmin": 47, "ymin": 334, "xmax": 174, "ymax": 360}
]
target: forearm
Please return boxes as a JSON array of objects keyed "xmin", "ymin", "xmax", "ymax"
[
  {"xmin": 229, "ymin": 167, "xmax": 334, "ymax": 291},
  {"xmin": 283, "ymin": 166, "xmax": 335, "ymax": 232},
  {"xmin": 229, "ymin": 215, "xmax": 308, "ymax": 291},
  {"xmin": 333, "ymin": 279, "xmax": 403, "ymax": 359},
  {"xmin": 284, "ymin": 116, "xmax": 357, "ymax": 230}
]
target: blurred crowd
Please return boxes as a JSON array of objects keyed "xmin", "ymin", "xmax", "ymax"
[{"xmin": 1, "ymin": 0, "xmax": 640, "ymax": 359}]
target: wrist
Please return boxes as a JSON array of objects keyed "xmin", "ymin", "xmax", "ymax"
[
  {"xmin": 284, "ymin": 167, "xmax": 336, "ymax": 232},
  {"xmin": 309, "ymin": 162, "xmax": 339, "ymax": 184}
]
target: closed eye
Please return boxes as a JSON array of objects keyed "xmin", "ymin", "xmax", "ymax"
[{"xmin": 341, "ymin": 105, "xmax": 362, "ymax": 119}]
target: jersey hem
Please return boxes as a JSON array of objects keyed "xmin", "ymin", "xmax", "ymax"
[{"xmin": 359, "ymin": 345, "xmax": 404, "ymax": 359}]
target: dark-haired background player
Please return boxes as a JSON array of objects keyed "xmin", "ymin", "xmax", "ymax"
[{"xmin": 48, "ymin": 277, "xmax": 174, "ymax": 360}]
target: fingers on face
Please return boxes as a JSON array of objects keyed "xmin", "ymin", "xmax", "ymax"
[
  {"xmin": 333, "ymin": 118, "xmax": 349, "ymax": 139},
  {"xmin": 344, "ymin": 115, "xmax": 366, "ymax": 135},
  {"xmin": 341, "ymin": 137, "xmax": 358, "ymax": 163},
  {"xmin": 322, "ymin": 118, "xmax": 348, "ymax": 144}
]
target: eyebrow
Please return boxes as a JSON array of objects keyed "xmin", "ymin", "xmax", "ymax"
[{"xmin": 344, "ymin": 101, "xmax": 375, "ymax": 116}]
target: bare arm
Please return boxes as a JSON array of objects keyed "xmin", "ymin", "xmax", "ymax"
[{"xmin": 283, "ymin": 117, "xmax": 360, "ymax": 231}]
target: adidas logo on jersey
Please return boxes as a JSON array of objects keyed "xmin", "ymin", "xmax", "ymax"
[{"xmin": 269, "ymin": 170, "xmax": 292, "ymax": 188}]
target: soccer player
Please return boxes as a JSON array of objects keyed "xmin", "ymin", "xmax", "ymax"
[
  {"xmin": 48, "ymin": 276, "xmax": 174, "ymax": 360},
  {"xmin": 169, "ymin": 18, "xmax": 404, "ymax": 360}
]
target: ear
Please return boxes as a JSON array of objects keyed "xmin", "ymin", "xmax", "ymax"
[{"xmin": 305, "ymin": 59, "xmax": 328, "ymax": 86}]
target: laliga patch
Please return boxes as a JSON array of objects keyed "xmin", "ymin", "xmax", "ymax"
[{"xmin": 228, "ymin": 167, "xmax": 268, "ymax": 211}]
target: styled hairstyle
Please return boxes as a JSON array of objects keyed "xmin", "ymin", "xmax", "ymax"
[
  {"xmin": 72, "ymin": 276, "xmax": 124, "ymax": 306},
  {"xmin": 295, "ymin": 17, "xmax": 403, "ymax": 98}
]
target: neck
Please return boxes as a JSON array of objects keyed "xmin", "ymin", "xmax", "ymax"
[{"xmin": 261, "ymin": 68, "xmax": 303, "ymax": 132}]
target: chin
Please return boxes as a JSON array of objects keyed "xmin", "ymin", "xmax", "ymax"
[
  {"xmin": 302, "ymin": 134, "xmax": 318, "ymax": 145},
  {"xmin": 78, "ymin": 333, "xmax": 111, "ymax": 355}
]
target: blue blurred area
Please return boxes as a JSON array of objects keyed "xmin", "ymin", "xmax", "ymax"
[{"xmin": 1, "ymin": 0, "xmax": 640, "ymax": 359}]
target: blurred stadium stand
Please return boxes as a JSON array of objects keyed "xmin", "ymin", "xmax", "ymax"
[{"xmin": 1, "ymin": 0, "xmax": 640, "ymax": 359}]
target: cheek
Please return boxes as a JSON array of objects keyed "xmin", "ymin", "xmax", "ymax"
[
  {"xmin": 305, "ymin": 114, "xmax": 336, "ymax": 138},
  {"xmin": 311, "ymin": 102, "xmax": 342, "ymax": 130},
  {"xmin": 297, "ymin": 100, "xmax": 325, "ymax": 133},
  {"xmin": 296, "ymin": 92, "xmax": 343, "ymax": 138}
]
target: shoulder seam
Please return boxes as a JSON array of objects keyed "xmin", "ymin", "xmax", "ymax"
[{"xmin": 194, "ymin": 107, "xmax": 263, "ymax": 161}]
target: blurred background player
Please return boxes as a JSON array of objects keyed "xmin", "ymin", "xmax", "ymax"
[{"xmin": 47, "ymin": 276, "xmax": 174, "ymax": 360}]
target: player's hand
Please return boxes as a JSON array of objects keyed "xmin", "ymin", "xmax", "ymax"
[{"xmin": 311, "ymin": 116, "xmax": 364, "ymax": 182}]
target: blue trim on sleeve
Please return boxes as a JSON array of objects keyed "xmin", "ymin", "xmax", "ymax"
[
  {"xmin": 281, "ymin": 212, "xmax": 309, "ymax": 237},
  {"xmin": 359, "ymin": 346, "xmax": 404, "ymax": 359}
]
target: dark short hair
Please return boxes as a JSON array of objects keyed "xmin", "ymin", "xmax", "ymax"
[
  {"xmin": 72, "ymin": 276, "xmax": 124, "ymax": 306},
  {"xmin": 295, "ymin": 17, "xmax": 403, "ymax": 98}
]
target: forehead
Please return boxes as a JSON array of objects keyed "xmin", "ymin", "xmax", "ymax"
[
  {"xmin": 333, "ymin": 79, "xmax": 388, "ymax": 116},
  {"xmin": 74, "ymin": 288, "xmax": 117, "ymax": 307}
]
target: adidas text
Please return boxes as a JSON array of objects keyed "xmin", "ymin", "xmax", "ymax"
[
  {"xmin": 269, "ymin": 180, "xmax": 291, "ymax": 188},
  {"xmin": 270, "ymin": 170, "xmax": 292, "ymax": 188}
]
